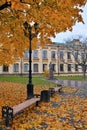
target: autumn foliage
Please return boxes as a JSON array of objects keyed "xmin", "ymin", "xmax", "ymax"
[
  {"xmin": 0, "ymin": 0, "xmax": 86, "ymax": 65},
  {"xmin": 0, "ymin": 82, "xmax": 87, "ymax": 130}
]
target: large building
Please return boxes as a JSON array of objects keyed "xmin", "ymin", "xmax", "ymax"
[{"xmin": 0, "ymin": 39, "xmax": 86, "ymax": 75}]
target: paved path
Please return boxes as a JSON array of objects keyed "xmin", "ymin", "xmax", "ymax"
[
  {"xmin": 47, "ymin": 78, "xmax": 87, "ymax": 98},
  {"xmin": 55, "ymin": 79, "xmax": 87, "ymax": 89}
]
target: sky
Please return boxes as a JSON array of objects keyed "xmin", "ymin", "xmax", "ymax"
[{"xmin": 51, "ymin": 3, "xmax": 87, "ymax": 43}]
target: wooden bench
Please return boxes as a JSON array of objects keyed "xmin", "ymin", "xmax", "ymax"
[
  {"xmin": 2, "ymin": 84, "xmax": 62, "ymax": 127},
  {"xmin": 49, "ymin": 84, "xmax": 62, "ymax": 96},
  {"xmin": 2, "ymin": 97, "xmax": 40, "ymax": 127}
]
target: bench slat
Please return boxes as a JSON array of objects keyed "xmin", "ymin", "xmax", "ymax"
[
  {"xmin": 13, "ymin": 98, "xmax": 40, "ymax": 115},
  {"xmin": 54, "ymin": 87, "xmax": 62, "ymax": 92},
  {"xmin": 49, "ymin": 86, "xmax": 62, "ymax": 95}
]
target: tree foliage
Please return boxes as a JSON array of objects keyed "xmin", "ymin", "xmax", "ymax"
[{"xmin": 0, "ymin": 0, "xmax": 86, "ymax": 65}]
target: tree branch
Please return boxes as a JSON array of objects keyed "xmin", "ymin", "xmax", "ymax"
[
  {"xmin": 20, "ymin": 0, "xmax": 30, "ymax": 5},
  {"xmin": 0, "ymin": 1, "xmax": 30, "ymax": 11},
  {"xmin": 0, "ymin": 2, "xmax": 11, "ymax": 10}
]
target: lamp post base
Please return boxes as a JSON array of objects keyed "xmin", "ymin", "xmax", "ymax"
[{"xmin": 27, "ymin": 83, "xmax": 34, "ymax": 99}]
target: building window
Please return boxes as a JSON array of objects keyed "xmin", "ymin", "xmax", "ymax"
[
  {"xmin": 42, "ymin": 50, "xmax": 47, "ymax": 58},
  {"xmin": 13, "ymin": 63, "xmax": 19, "ymax": 72},
  {"xmin": 60, "ymin": 51, "xmax": 64, "ymax": 59},
  {"xmin": 60, "ymin": 64, "xmax": 64, "ymax": 71},
  {"xmin": 86, "ymin": 53, "xmax": 87, "ymax": 59},
  {"xmin": 51, "ymin": 51, "xmax": 56, "ymax": 58},
  {"xmin": 24, "ymin": 63, "xmax": 29, "ymax": 72},
  {"xmin": 67, "ymin": 64, "xmax": 71, "ymax": 71},
  {"xmin": 3, "ymin": 65, "xmax": 8, "ymax": 72},
  {"xmin": 52, "ymin": 64, "xmax": 56, "ymax": 72},
  {"xmin": 33, "ymin": 50, "xmax": 38, "ymax": 58},
  {"xmin": 74, "ymin": 51, "xmax": 78, "ymax": 60},
  {"xmin": 24, "ymin": 50, "xmax": 29, "ymax": 58},
  {"xmin": 67, "ymin": 52, "xmax": 71, "ymax": 59},
  {"xmin": 75, "ymin": 64, "xmax": 78, "ymax": 71},
  {"xmin": 43, "ymin": 64, "xmax": 47, "ymax": 72},
  {"xmin": 81, "ymin": 52, "xmax": 87, "ymax": 59},
  {"xmin": 33, "ymin": 64, "xmax": 38, "ymax": 72},
  {"xmin": 81, "ymin": 52, "xmax": 84, "ymax": 59}
]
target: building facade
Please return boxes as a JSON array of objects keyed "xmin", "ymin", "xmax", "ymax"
[
  {"xmin": 0, "ymin": 40, "xmax": 86, "ymax": 76},
  {"xmin": 0, "ymin": 44, "xmax": 58, "ymax": 75}
]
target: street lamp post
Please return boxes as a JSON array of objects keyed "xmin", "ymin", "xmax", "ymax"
[
  {"xmin": 23, "ymin": 21, "xmax": 38, "ymax": 99},
  {"xmin": 57, "ymin": 45, "xmax": 60, "ymax": 75}
]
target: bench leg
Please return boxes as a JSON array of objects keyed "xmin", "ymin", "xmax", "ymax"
[
  {"xmin": 2, "ymin": 106, "xmax": 13, "ymax": 127},
  {"xmin": 5, "ymin": 115, "xmax": 10, "ymax": 127},
  {"xmin": 36, "ymin": 101, "xmax": 39, "ymax": 106},
  {"xmin": 58, "ymin": 87, "xmax": 62, "ymax": 93}
]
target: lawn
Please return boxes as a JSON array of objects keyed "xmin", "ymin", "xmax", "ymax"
[
  {"xmin": 0, "ymin": 75, "xmax": 55, "ymax": 86},
  {"xmin": 57, "ymin": 75, "xmax": 87, "ymax": 81},
  {"xmin": 0, "ymin": 75, "xmax": 87, "ymax": 85}
]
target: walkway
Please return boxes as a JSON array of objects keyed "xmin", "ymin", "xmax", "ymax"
[
  {"xmin": 55, "ymin": 79, "xmax": 87, "ymax": 89},
  {"xmin": 47, "ymin": 78, "xmax": 87, "ymax": 98}
]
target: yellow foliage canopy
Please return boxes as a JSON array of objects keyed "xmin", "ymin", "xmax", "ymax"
[{"xmin": 0, "ymin": 0, "xmax": 86, "ymax": 64}]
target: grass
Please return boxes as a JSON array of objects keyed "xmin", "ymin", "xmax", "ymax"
[
  {"xmin": 0, "ymin": 75, "xmax": 87, "ymax": 86},
  {"xmin": 57, "ymin": 75, "xmax": 87, "ymax": 81},
  {"xmin": 0, "ymin": 75, "xmax": 55, "ymax": 86}
]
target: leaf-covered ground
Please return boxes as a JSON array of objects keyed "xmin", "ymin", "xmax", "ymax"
[{"xmin": 0, "ymin": 82, "xmax": 87, "ymax": 130}]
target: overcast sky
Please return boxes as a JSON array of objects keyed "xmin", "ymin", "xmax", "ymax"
[{"xmin": 51, "ymin": 3, "xmax": 87, "ymax": 43}]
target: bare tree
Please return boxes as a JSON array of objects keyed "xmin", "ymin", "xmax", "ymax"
[{"xmin": 66, "ymin": 41, "xmax": 87, "ymax": 80}]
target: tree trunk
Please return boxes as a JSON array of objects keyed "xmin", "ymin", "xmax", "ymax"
[{"xmin": 82, "ymin": 66, "xmax": 86, "ymax": 80}]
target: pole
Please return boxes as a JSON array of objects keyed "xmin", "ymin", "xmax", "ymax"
[
  {"xmin": 58, "ymin": 45, "xmax": 60, "ymax": 75},
  {"xmin": 23, "ymin": 21, "xmax": 38, "ymax": 99},
  {"xmin": 27, "ymin": 28, "xmax": 34, "ymax": 99},
  {"xmin": 20, "ymin": 58, "xmax": 23, "ymax": 76}
]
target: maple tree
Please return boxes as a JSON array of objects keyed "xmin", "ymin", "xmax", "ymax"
[{"xmin": 0, "ymin": 0, "xmax": 86, "ymax": 65}]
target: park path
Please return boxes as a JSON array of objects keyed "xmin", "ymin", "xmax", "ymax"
[
  {"xmin": 55, "ymin": 79, "xmax": 87, "ymax": 89},
  {"xmin": 47, "ymin": 78, "xmax": 87, "ymax": 98}
]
